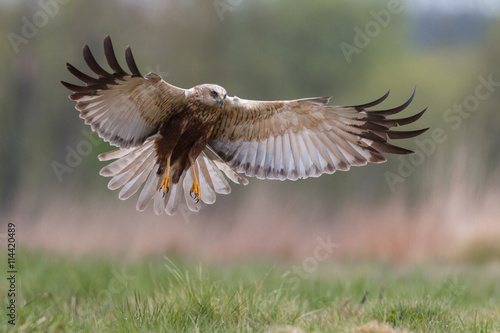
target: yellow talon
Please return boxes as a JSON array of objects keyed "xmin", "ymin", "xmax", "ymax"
[
  {"xmin": 190, "ymin": 183, "xmax": 201, "ymax": 201},
  {"xmin": 160, "ymin": 175, "xmax": 170, "ymax": 196},
  {"xmin": 190, "ymin": 166, "xmax": 201, "ymax": 201},
  {"xmin": 160, "ymin": 156, "xmax": 171, "ymax": 197}
]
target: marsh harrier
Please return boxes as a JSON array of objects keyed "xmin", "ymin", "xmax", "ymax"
[{"xmin": 61, "ymin": 36, "xmax": 427, "ymax": 215}]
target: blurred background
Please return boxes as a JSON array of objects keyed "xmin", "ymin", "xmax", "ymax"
[{"xmin": 1, "ymin": 0, "xmax": 499, "ymax": 263}]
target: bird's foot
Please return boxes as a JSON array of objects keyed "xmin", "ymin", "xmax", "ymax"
[
  {"xmin": 190, "ymin": 181, "xmax": 201, "ymax": 203},
  {"xmin": 159, "ymin": 156, "xmax": 171, "ymax": 198},
  {"xmin": 160, "ymin": 175, "xmax": 170, "ymax": 198}
]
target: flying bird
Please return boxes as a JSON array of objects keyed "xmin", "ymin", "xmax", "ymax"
[{"xmin": 61, "ymin": 36, "xmax": 428, "ymax": 215}]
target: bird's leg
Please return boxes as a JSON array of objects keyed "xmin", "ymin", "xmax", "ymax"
[
  {"xmin": 160, "ymin": 156, "xmax": 171, "ymax": 197},
  {"xmin": 190, "ymin": 165, "xmax": 201, "ymax": 203}
]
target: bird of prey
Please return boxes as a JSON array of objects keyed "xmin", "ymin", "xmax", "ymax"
[{"xmin": 61, "ymin": 36, "xmax": 427, "ymax": 216}]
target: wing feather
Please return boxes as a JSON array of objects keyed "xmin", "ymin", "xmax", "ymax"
[
  {"xmin": 301, "ymin": 131, "xmax": 324, "ymax": 176},
  {"xmin": 271, "ymin": 135, "xmax": 283, "ymax": 179},
  {"xmin": 308, "ymin": 132, "xmax": 336, "ymax": 174},
  {"xmin": 209, "ymin": 92, "xmax": 427, "ymax": 180},
  {"xmin": 282, "ymin": 132, "xmax": 294, "ymax": 180},
  {"xmin": 262, "ymin": 136, "xmax": 275, "ymax": 179},
  {"xmin": 61, "ymin": 35, "xmax": 190, "ymax": 148}
]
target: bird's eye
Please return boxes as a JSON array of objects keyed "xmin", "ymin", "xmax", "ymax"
[{"xmin": 211, "ymin": 90, "xmax": 217, "ymax": 97}]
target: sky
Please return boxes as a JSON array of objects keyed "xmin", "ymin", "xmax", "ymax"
[{"xmin": 406, "ymin": 0, "xmax": 500, "ymax": 16}]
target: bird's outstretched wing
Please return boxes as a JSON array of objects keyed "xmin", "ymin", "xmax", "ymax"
[
  {"xmin": 209, "ymin": 91, "xmax": 427, "ymax": 180},
  {"xmin": 61, "ymin": 36, "xmax": 190, "ymax": 148}
]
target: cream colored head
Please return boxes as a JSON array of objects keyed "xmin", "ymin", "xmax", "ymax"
[{"xmin": 194, "ymin": 84, "xmax": 227, "ymax": 107}]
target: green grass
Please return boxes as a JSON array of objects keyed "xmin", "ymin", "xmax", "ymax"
[{"xmin": 1, "ymin": 250, "xmax": 499, "ymax": 332}]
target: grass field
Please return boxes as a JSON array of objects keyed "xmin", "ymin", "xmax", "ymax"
[{"xmin": 1, "ymin": 250, "xmax": 499, "ymax": 332}]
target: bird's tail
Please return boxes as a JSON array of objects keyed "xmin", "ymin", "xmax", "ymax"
[{"xmin": 98, "ymin": 135, "xmax": 248, "ymax": 216}]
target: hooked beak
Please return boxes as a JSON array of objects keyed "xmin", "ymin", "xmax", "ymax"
[{"xmin": 218, "ymin": 95, "xmax": 224, "ymax": 106}]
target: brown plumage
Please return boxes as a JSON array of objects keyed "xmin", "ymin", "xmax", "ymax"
[{"xmin": 61, "ymin": 36, "xmax": 428, "ymax": 215}]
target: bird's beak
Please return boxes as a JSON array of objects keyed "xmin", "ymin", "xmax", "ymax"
[{"xmin": 218, "ymin": 95, "xmax": 224, "ymax": 106}]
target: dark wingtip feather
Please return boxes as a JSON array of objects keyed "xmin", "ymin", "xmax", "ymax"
[
  {"xmin": 103, "ymin": 36, "xmax": 128, "ymax": 76},
  {"xmin": 125, "ymin": 46, "xmax": 142, "ymax": 77},
  {"xmin": 352, "ymin": 90, "xmax": 390, "ymax": 110},
  {"xmin": 368, "ymin": 108, "xmax": 427, "ymax": 130},
  {"xmin": 60, "ymin": 80, "xmax": 95, "ymax": 93},
  {"xmin": 368, "ymin": 88, "xmax": 416, "ymax": 116},
  {"xmin": 392, "ymin": 108, "xmax": 428, "ymax": 126},
  {"xmin": 60, "ymin": 80, "xmax": 71, "ymax": 90},
  {"xmin": 83, "ymin": 44, "xmax": 114, "ymax": 79},
  {"xmin": 66, "ymin": 62, "xmax": 105, "ymax": 86},
  {"xmin": 386, "ymin": 128, "xmax": 429, "ymax": 140},
  {"xmin": 357, "ymin": 88, "xmax": 428, "ymax": 156},
  {"xmin": 371, "ymin": 141, "xmax": 415, "ymax": 155}
]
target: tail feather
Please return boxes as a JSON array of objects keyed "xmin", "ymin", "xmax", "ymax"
[
  {"xmin": 204, "ymin": 156, "xmax": 231, "ymax": 195},
  {"xmin": 108, "ymin": 150, "xmax": 155, "ymax": 190},
  {"xmin": 166, "ymin": 179, "xmax": 184, "ymax": 215},
  {"xmin": 108, "ymin": 168, "xmax": 137, "ymax": 190},
  {"xmin": 100, "ymin": 142, "xmax": 153, "ymax": 177},
  {"xmin": 137, "ymin": 164, "xmax": 162, "ymax": 211},
  {"xmin": 99, "ymin": 137, "xmax": 247, "ymax": 215},
  {"xmin": 182, "ymin": 170, "xmax": 201, "ymax": 213},
  {"xmin": 119, "ymin": 158, "xmax": 155, "ymax": 200},
  {"xmin": 197, "ymin": 157, "xmax": 216, "ymax": 205},
  {"xmin": 153, "ymin": 178, "xmax": 167, "ymax": 215}
]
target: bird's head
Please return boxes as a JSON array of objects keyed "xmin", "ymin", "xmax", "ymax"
[{"xmin": 196, "ymin": 84, "xmax": 227, "ymax": 108}]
